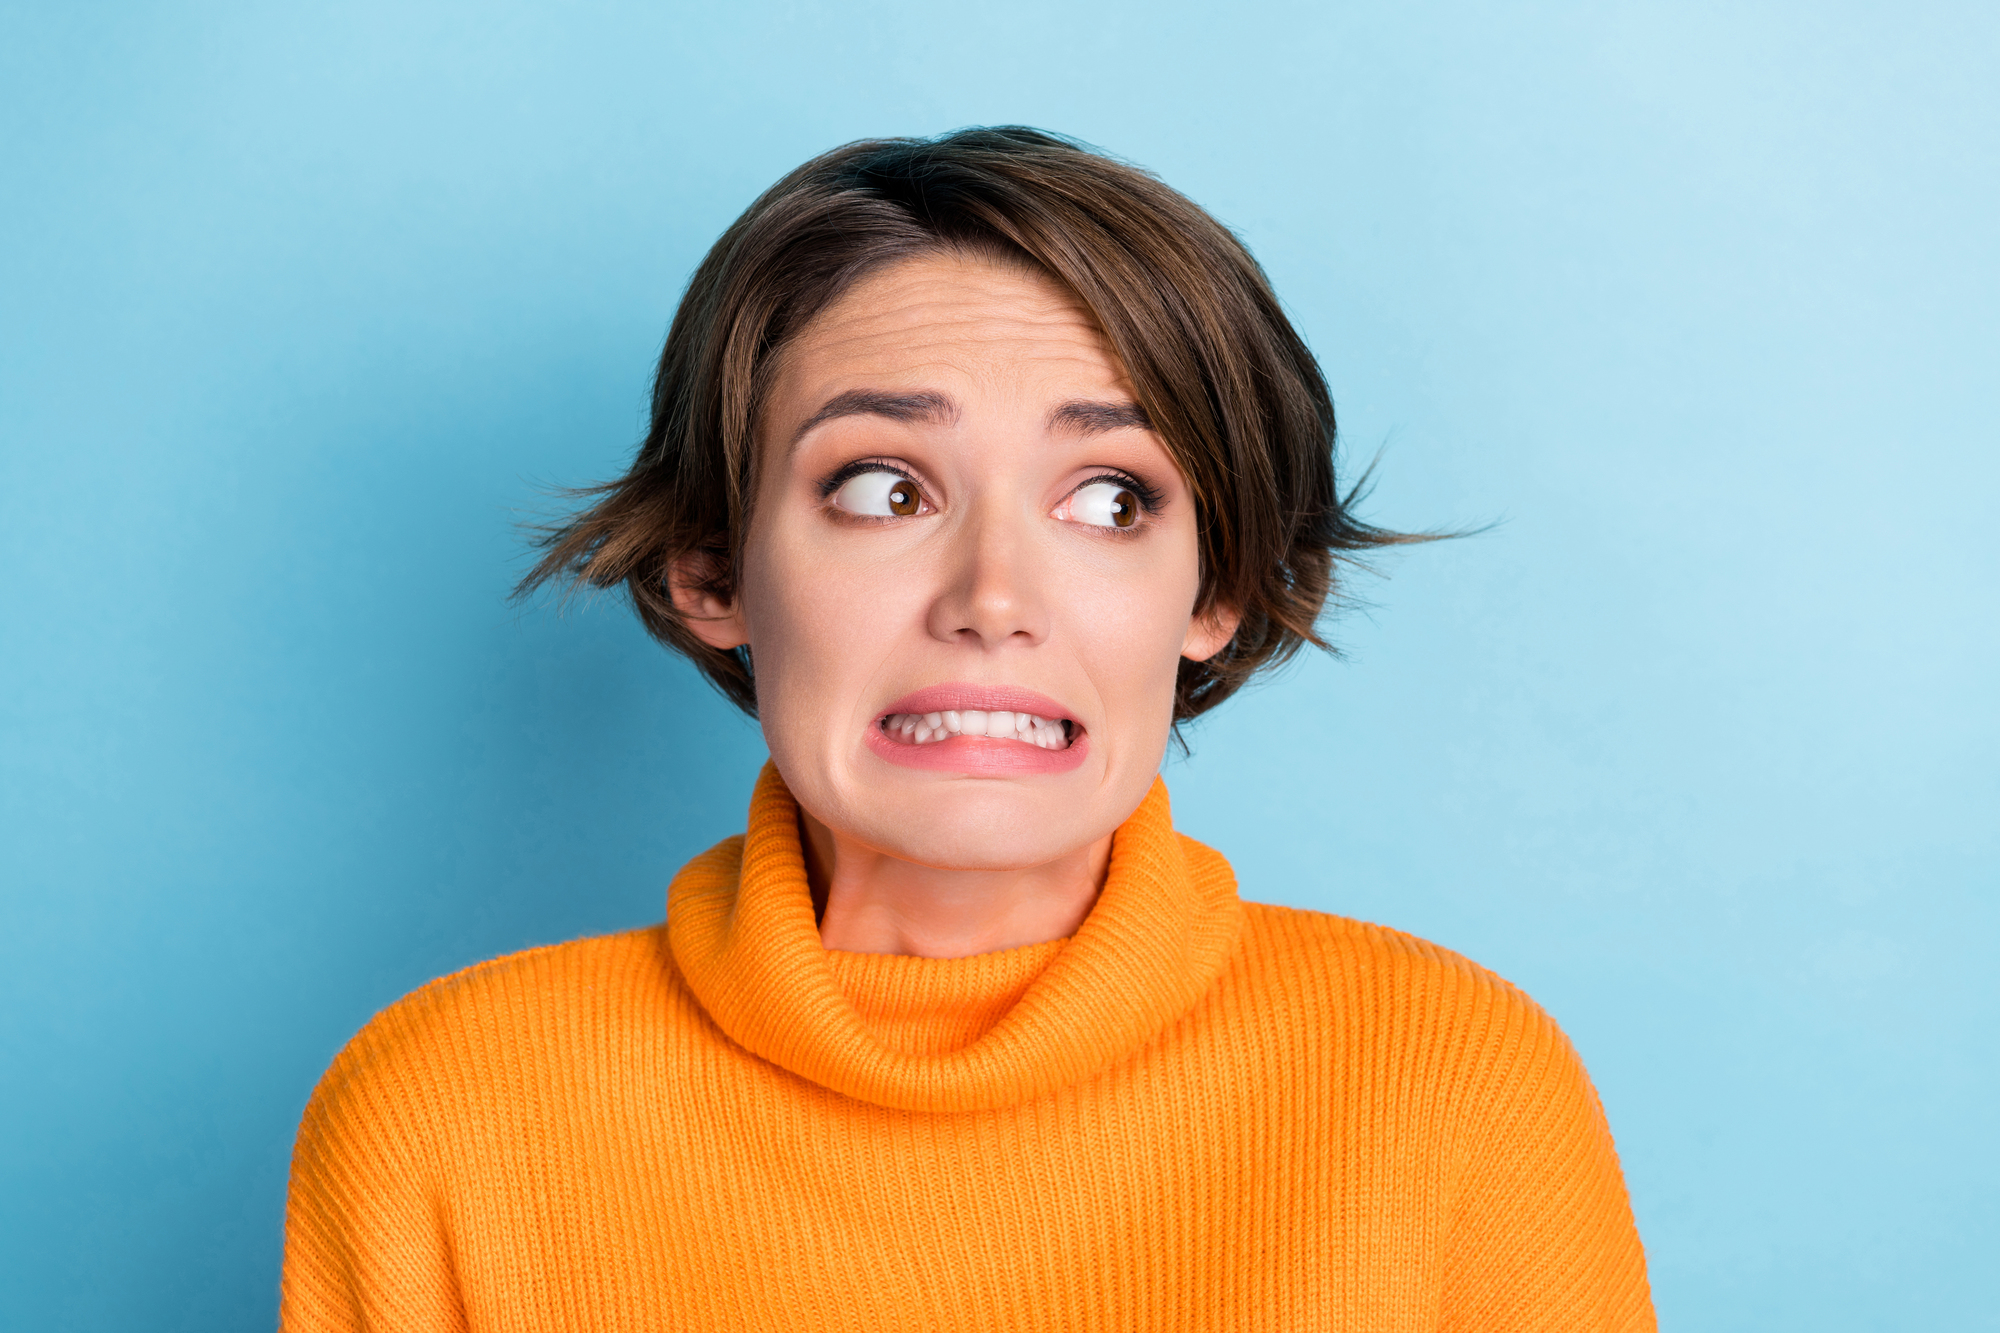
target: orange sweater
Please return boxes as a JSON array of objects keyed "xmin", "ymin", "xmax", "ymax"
[{"xmin": 282, "ymin": 767, "xmax": 1654, "ymax": 1331}]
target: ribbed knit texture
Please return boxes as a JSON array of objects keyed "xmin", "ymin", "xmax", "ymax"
[{"xmin": 282, "ymin": 766, "xmax": 1655, "ymax": 1331}]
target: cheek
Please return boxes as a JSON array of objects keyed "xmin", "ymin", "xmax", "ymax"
[
  {"xmin": 1054, "ymin": 544, "xmax": 1202, "ymax": 704},
  {"xmin": 738, "ymin": 525, "xmax": 918, "ymax": 710}
]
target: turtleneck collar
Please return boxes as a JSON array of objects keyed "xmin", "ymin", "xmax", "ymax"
[{"xmin": 667, "ymin": 763, "xmax": 1244, "ymax": 1113}]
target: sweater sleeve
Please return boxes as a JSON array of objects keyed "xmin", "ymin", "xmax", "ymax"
[
  {"xmin": 279, "ymin": 1013, "xmax": 469, "ymax": 1333},
  {"xmin": 1438, "ymin": 994, "xmax": 1656, "ymax": 1333}
]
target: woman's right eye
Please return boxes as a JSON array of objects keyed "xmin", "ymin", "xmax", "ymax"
[{"xmin": 830, "ymin": 469, "xmax": 926, "ymax": 517}]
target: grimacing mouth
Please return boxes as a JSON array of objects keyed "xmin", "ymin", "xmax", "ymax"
[{"xmin": 878, "ymin": 708, "xmax": 1078, "ymax": 751}]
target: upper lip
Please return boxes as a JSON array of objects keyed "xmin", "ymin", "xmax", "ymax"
[{"xmin": 879, "ymin": 683, "xmax": 1082, "ymax": 730}]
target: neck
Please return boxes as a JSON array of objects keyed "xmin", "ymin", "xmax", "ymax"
[{"xmin": 800, "ymin": 809, "xmax": 1109, "ymax": 959}]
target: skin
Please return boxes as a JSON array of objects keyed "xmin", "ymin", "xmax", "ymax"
[{"xmin": 674, "ymin": 251, "xmax": 1239, "ymax": 958}]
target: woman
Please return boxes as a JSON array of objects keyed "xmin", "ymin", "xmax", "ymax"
[{"xmin": 282, "ymin": 128, "xmax": 1655, "ymax": 1331}]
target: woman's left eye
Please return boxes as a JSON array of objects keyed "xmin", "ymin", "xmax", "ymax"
[
  {"xmin": 830, "ymin": 469, "xmax": 925, "ymax": 517},
  {"xmin": 1057, "ymin": 480, "xmax": 1142, "ymax": 529}
]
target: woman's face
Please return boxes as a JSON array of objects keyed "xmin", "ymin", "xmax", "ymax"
[{"xmin": 696, "ymin": 251, "xmax": 1235, "ymax": 872}]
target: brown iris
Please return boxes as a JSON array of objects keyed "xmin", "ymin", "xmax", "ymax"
[
  {"xmin": 1110, "ymin": 488, "xmax": 1137, "ymax": 528},
  {"xmin": 888, "ymin": 483, "xmax": 919, "ymax": 517}
]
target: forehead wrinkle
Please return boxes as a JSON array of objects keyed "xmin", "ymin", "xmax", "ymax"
[
  {"xmin": 788, "ymin": 308, "xmax": 1103, "ymax": 400},
  {"xmin": 799, "ymin": 262, "xmax": 1103, "ymax": 361},
  {"xmin": 808, "ymin": 306, "xmax": 1102, "ymax": 366},
  {"xmin": 776, "ymin": 255, "xmax": 1138, "ymax": 447}
]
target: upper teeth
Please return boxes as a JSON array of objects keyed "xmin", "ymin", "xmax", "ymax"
[{"xmin": 884, "ymin": 709, "xmax": 1072, "ymax": 750}]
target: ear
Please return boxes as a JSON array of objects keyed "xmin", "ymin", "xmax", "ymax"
[
  {"xmin": 1180, "ymin": 601, "xmax": 1242, "ymax": 663},
  {"xmin": 668, "ymin": 550, "xmax": 751, "ymax": 651}
]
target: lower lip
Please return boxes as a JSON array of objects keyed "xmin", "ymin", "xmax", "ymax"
[{"xmin": 864, "ymin": 724, "xmax": 1090, "ymax": 776}]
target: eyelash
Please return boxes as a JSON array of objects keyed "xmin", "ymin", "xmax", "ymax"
[
  {"xmin": 815, "ymin": 459, "xmax": 1165, "ymax": 524},
  {"xmin": 1076, "ymin": 470, "xmax": 1164, "ymax": 517},
  {"xmin": 817, "ymin": 457, "xmax": 921, "ymax": 501}
]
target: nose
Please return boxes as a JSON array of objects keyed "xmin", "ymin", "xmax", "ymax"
[{"xmin": 925, "ymin": 498, "xmax": 1049, "ymax": 650}]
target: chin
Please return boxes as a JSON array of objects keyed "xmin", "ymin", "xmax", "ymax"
[
  {"xmin": 863, "ymin": 812, "xmax": 1096, "ymax": 873},
  {"xmin": 830, "ymin": 763, "xmax": 1120, "ymax": 871}
]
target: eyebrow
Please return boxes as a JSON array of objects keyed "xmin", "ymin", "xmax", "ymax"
[
  {"xmin": 1046, "ymin": 399, "xmax": 1153, "ymax": 435},
  {"xmin": 791, "ymin": 390, "xmax": 959, "ymax": 447}
]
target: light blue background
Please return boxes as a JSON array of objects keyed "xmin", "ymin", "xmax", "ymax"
[{"xmin": 3, "ymin": 1, "xmax": 1995, "ymax": 1327}]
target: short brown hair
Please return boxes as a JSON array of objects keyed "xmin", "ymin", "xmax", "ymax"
[{"xmin": 521, "ymin": 127, "xmax": 1423, "ymax": 720}]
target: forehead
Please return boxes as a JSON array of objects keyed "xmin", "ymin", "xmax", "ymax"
[{"xmin": 774, "ymin": 252, "xmax": 1130, "ymax": 402}]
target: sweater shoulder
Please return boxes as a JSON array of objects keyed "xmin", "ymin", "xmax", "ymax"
[
  {"xmin": 360, "ymin": 925, "xmax": 670, "ymax": 1039},
  {"xmin": 1239, "ymin": 898, "xmax": 1519, "ymax": 982},
  {"xmin": 302, "ymin": 927, "xmax": 674, "ymax": 1131},
  {"xmin": 1234, "ymin": 900, "xmax": 1564, "ymax": 1042},
  {"xmin": 1230, "ymin": 901, "xmax": 1611, "ymax": 1142}
]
